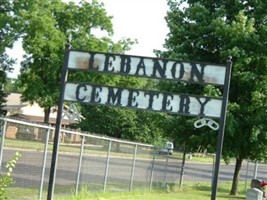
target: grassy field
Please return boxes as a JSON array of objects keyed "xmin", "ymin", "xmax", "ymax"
[
  {"xmin": 4, "ymin": 138, "xmax": 217, "ymax": 163},
  {"xmin": 6, "ymin": 182, "xmax": 247, "ymax": 200},
  {"xmin": 53, "ymin": 182, "xmax": 246, "ymax": 200},
  {"xmin": 4, "ymin": 139, "xmax": 246, "ymax": 199}
]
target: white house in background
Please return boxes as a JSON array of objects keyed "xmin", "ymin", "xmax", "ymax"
[
  {"xmin": 3, "ymin": 93, "xmax": 79, "ymax": 126},
  {"xmin": 3, "ymin": 93, "xmax": 82, "ymax": 142}
]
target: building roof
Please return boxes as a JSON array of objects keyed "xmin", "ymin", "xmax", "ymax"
[
  {"xmin": 4, "ymin": 93, "xmax": 77, "ymax": 126},
  {"xmin": 9, "ymin": 113, "xmax": 70, "ymax": 125},
  {"xmin": 3, "ymin": 104, "xmax": 27, "ymax": 110},
  {"xmin": 5, "ymin": 93, "xmax": 27, "ymax": 106}
]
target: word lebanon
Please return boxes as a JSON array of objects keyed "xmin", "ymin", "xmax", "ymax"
[{"xmin": 67, "ymin": 51, "xmax": 226, "ymax": 86}]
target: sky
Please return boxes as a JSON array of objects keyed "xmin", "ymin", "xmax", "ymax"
[{"xmin": 6, "ymin": 0, "xmax": 169, "ymax": 78}]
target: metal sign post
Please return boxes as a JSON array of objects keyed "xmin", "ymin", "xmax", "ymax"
[
  {"xmin": 47, "ymin": 45, "xmax": 70, "ymax": 200},
  {"xmin": 47, "ymin": 49, "xmax": 232, "ymax": 199},
  {"xmin": 211, "ymin": 58, "xmax": 232, "ymax": 200}
]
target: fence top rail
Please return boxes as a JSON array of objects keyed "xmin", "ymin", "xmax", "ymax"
[
  {"xmin": 63, "ymin": 129, "xmax": 154, "ymax": 147},
  {"xmin": 0, "ymin": 117, "xmax": 154, "ymax": 148},
  {"xmin": 0, "ymin": 116, "xmax": 52, "ymax": 129}
]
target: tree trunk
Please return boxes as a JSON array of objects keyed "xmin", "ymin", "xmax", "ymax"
[
  {"xmin": 44, "ymin": 106, "xmax": 51, "ymax": 124},
  {"xmin": 230, "ymin": 157, "xmax": 243, "ymax": 195}
]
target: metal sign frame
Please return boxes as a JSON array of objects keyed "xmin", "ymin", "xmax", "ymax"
[
  {"xmin": 67, "ymin": 50, "xmax": 227, "ymax": 86},
  {"xmin": 64, "ymin": 82, "xmax": 223, "ymax": 118},
  {"xmin": 47, "ymin": 49, "xmax": 232, "ymax": 200}
]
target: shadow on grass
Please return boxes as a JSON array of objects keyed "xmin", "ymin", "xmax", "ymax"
[
  {"xmin": 192, "ymin": 184, "xmax": 245, "ymax": 199},
  {"xmin": 193, "ymin": 183, "xmax": 238, "ymax": 192},
  {"xmin": 193, "ymin": 185, "xmax": 211, "ymax": 191},
  {"xmin": 217, "ymin": 195, "xmax": 245, "ymax": 199}
]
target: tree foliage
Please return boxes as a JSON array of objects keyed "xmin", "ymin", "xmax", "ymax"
[
  {"xmin": 0, "ymin": 0, "xmax": 19, "ymax": 53},
  {"xmin": 0, "ymin": 0, "xmax": 17, "ymax": 115},
  {"xmin": 158, "ymin": 0, "xmax": 267, "ymax": 195},
  {"xmin": 79, "ymin": 105, "xmax": 166, "ymax": 145},
  {"xmin": 11, "ymin": 0, "xmax": 166, "ymax": 145},
  {"xmin": 3, "ymin": 78, "xmax": 22, "ymax": 93},
  {"xmin": 13, "ymin": 0, "xmax": 135, "ymax": 123}
]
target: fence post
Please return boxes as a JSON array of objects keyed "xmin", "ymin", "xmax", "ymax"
[
  {"xmin": 0, "ymin": 119, "xmax": 7, "ymax": 171},
  {"xmin": 39, "ymin": 126, "xmax": 51, "ymax": 200},
  {"xmin": 129, "ymin": 144, "xmax": 137, "ymax": 191},
  {"xmin": 253, "ymin": 162, "xmax": 258, "ymax": 179},
  {"xmin": 103, "ymin": 140, "xmax": 112, "ymax": 193},
  {"xmin": 211, "ymin": 153, "xmax": 216, "ymax": 189},
  {"xmin": 75, "ymin": 135, "xmax": 85, "ymax": 195},
  {"xmin": 179, "ymin": 146, "xmax": 186, "ymax": 190},
  {"xmin": 149, "ymin": 148, "xmax": 156, "ymax": 189},
  {"xmin": 163, "ymin": 151, "xmax": 169, "ymax": 185},
  {"xmin": 245, "ymin": 160, "xmax": 249, "ymax": 191}
]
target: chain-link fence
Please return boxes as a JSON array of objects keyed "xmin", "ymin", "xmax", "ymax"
[
  {"xmin": 0, "ymin": 117, "xmax": 186, "ymax": 200},
  {"xmin": 0, "ymin": 117, "xmax": 267, "ymax": 200}
]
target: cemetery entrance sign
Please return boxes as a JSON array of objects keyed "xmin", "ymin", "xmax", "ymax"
[
  {"xmin": 67, "ymin": 50, "xmax": 227, "ymax": 85},
  {"xmin": 65, "ymin": 82, "xmax": 222, "ymax": 118},
  {"xmin": 47, "ymin": 49, "xmax": 232, "ymax": 200}
]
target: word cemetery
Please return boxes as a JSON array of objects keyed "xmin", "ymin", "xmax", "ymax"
[{"xmin": 64, "ymin": 83, "xmax": 222, "ymax": 118}]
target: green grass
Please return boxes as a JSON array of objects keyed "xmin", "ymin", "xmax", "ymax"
[
  {"xmin": 188, "ymin": 155, "xmax": 215, "ymax": 163},
  {"xmin": 4, "ymin": 138, "xmax": 109, "ymax": 156},
  {"xmin": 54, "ymin": 182, "xmax": 246, "ymax": 200},
  {"xmin": 5, "ymin": 138, "xmax": 217, "ymax": 163},
  {"xmin": 6, "ymin": 187, "xmax": 40, "ymax": 200},
  {"xmin": 5, "ymin": 139, "xmax": 243, "ymax": 200},
  {"xmin": 5, "ymin": 138, "xmax": 47, "ymax": 151},
  {"xmin": 6, "ymin": 182, "xmax": 247, "ymax": 200}
]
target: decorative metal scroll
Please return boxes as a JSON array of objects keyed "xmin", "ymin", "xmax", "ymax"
[
  {"xmin": 62, "ymin": 104, "xmax": 81, "ymax": 123},
  {"xmin": 194, "ymin": 117, "xmax": 219, "ymax": 130}
]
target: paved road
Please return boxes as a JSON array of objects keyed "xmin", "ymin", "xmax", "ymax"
[{"xmin": 2, "ymin": 148, "xmax": 267, "ymax": 194}]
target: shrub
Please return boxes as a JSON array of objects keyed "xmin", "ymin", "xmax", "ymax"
[{"xmin": 0, "ymin": 152, "xmax": 21, "ymax": 199}]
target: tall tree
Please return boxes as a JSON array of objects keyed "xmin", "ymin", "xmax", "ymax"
[
  {"xmin": 0, "ymin": 0, "xmax": 17, "ymax": 114},
  {"xmin": 0, "ymin": 54, "xmax": 15, "ymax": 115},
  {"xmin": 13, "ymin": 0, "xmax": 134, "ymax": 123},
  {"xmin": 3, "ymin": 78, "xmax": 22, "ymax": 93},
  {"xmin": 12, "ymin": 0, "xmax": 165, "ymax": 145},
  {"xmin": 159, "ymin": 0, "xmax": 267, "ymax": 195},
  {"xmin": 156, "ymin": 80, "xmax": 220, "ymax": 153}
]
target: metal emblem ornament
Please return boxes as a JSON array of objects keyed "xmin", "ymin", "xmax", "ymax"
[
  {"xmin": 194, "ymin": 118, "xmax": 219, "ymax": 130},
  {"xmin": 62, "ymin": 104, "xmax": 81, "ymax": 123}
]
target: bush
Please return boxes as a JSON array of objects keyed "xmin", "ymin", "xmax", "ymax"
[{"xmin": 0, "ymin": 152, "xmax": 21, "ymax": 199}]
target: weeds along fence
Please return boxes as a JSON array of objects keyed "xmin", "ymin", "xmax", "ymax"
[{"xmin": 0, "ymin": 117, "xmax": 186, "ymax": 200}]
